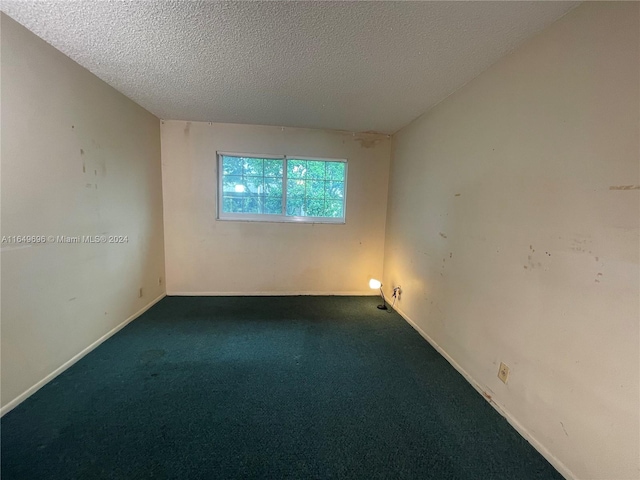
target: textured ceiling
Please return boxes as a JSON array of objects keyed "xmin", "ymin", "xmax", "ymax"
[{"xmin": 2, "ymin": 1, "xmax": 579, "ymax": 134}]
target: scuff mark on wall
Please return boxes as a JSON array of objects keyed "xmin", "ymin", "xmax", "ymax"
[
  {"xmin": 525, "ymin": 245, "xmax": 546, "ymax": 270},
  {"xmin": 609, "ymin": 185, "xmax": 639, "ymax": 190},
  {"xmin": 570, "ymin": 236, "xmax": 591, "ymax": 253},
  {"xmin": 439, "ymin": 232, "xmax": 447, "ymax": 239}
]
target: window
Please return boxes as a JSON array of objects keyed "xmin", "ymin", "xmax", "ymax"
[{"xmin": 217, "ymin": 153, "xmax": 347, "ymax": 223}]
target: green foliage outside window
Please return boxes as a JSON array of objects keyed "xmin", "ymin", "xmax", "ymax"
[{"xmin": 220, "ymin": 155, "xmax": 346, "ymax": 221}]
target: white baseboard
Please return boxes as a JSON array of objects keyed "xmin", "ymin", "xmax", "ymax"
[
  {"xmin": 167, "ymin": 291, "xmax": 373, "ymax": 296},
  {"xmin": 0, "ymin": 292, "xmax": 166, "ymax": 417},
  {"xmin": 392, "ymin": 304, "xmax": 575, "ymax": 480}
]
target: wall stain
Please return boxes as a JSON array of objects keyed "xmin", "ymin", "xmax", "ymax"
[
  {"xmin": 609, "ymin": 185, "xmax": 640, "ymax": 190},
  {"xmin": 439, "ymin": 232, "xmax": 447, "ymax": 239},
  {"xmin": 184, "ymin": 121, "xmax": 191, "ymax": 135},
  {"xmin": 560, "ymin": 422, "xmax": 569, "ymax": 437},
  {"xmin": 454, "ymin": 193, "xmax": 461, "ymax": 197},
  {"xmin": 570, "ymin": 236, "xmax": 591, "ymax": 253},
  {"xmin": 525, "ymin": 245, "xmax": 544, "ymax": 270},
  {"xmin": 344, "ymin": 130, "xmax": 388, "ymax": 149}
]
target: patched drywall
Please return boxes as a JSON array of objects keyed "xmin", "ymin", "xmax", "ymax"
[
  {"xmin": 161, "ymin": 121, "xmax": 390, "ymax": 295},
  {"xmin": 1, "ymin": 15, "xmax": 165, "ymax": 409},
  {"xmin": 383, "ymin": 3, "xmax": 639, "ymax": 479}
]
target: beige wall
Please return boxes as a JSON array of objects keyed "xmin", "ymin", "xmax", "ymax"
[
  {"xmin": 0, "ymin": 15, "xmax": 165, "ymax": 410},
  {"xmin": 383, "ymin": 3, "xmax": 639, "ymax": 479},
  {"xmin": 3, "ymin": 3, "xmax": 638, "ymax": 477},
  {"xmin": 161, "ymin": 121, "xmax": 390, "ymax": 295}
]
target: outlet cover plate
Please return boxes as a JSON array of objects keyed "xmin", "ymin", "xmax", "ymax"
[{"xmin": 498, "ymin": 362, "xmax": 510, "ymax": 384}]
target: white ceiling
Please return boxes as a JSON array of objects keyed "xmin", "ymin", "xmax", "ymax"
[{"xmin": 2, "ymin": 1, "xmax": 578, "ymax": 134}]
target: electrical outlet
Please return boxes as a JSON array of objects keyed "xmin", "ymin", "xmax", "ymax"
[
  {"xmin": 498, "ymin": 362, "xmax": 510, "ymax": 384},
  {"xmin": 392, "ymin": 286, "xmax": 401, "ymax": 298},
  {"xmin": 139, "ymin": 287, "xmax": 143, "ymax": 298}
]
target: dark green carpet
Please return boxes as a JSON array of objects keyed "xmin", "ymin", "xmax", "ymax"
[{"xmin": 1, "ymin": 296, "xmax": 561, "ymax": 479}]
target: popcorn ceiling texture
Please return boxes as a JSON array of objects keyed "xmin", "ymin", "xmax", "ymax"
[{"xmin": 1, "ymin": 1, "xmax": 578, "ymax": 134}]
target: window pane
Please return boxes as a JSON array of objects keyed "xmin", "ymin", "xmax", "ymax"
[
  {"xmin": 327, "ymin": 162, "xmax": 345, "ymax": 181},
  {"xmin": 306, "ymin": 180, "xmax": 324, "ymax": 198},
  {"xmin": 243, "ymin": 158, "xmax": 263, "ymax": 176},
  {"xmin": 220, "ymin": 156, "xmax": 284, "ymax": 216},
  {"xmin": 264, "ymin": 180, "xmax": 282, "ymax": 197},
  {"xmin": 223, "ymin": 196, "xmax": 245, "ymax": 213},
  {"xmin": 244, "ymin": 176, "xmax": 263, "ymax": 193},
  {"xmin": 305, "ymin": 199, "xmax": 325, "ymax": 217},
  {"xmin": 325, "ymin": 181, "xmax": 344, "ymax": 199},
  {"xmin": 223, "ymin": 175, "xmax": 244, "ymax": 193},
  {"xmin": 287, "ymin": 179, "xmax": 306, "ymax": 198},
  {"xmin": 325, "ymin": 200, "xmax": 344, "ymax": 218},
  {"xmin": 244, "ymin": 196, "xmax": 262, "ymax": 214},
  {"xmin": 222, "ymin": 156, "xmax": 243, "ymax": 175},
  {"xmin": 287, "ymin": 159, "xmax": 307, "ymax": 179},
  {"xmin": 285, "ymin": 160, "xmax": 345, "ymax": 219},
  {"xmin": 264, "ymin": 159, "xmax": 283, "ymax": 178},
  {"xmin": 306, "ymin": 161, "xmax": 326, "ymax": 179},
  {"xmin": 264, "ymin": 197, "xmax": 282, "ymax": 215},
  {"xmin": 286, "ymin": 197, "xmax": 304, "ymax": 216}
]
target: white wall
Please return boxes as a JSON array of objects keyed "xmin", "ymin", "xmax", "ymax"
[
  {"xmin": 0, "ymin": 14, "xmax": 165, "ymax": 410},
  {"xmin": 383, "ymin": 3, "xmax": 639, "ymax": 479},
  {"xmin": 161, "ymin": 121, "xmax": 390, "ymax": 295}
]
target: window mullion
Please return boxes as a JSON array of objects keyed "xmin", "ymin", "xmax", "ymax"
[{"xmin": 282, "ymin": 157, "xmax": 288, "ymax": 217}]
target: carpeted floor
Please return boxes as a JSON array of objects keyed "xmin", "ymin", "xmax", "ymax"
[{"xmin": 1, "ymin": 296, "xmax": 562, "ymax": 479}]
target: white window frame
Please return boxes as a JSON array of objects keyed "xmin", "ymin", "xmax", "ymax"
[{"xmin": 216, "ymin": 152, "xmax": 348, "ymax": 224}]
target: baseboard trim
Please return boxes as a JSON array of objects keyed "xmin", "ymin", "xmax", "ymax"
[
  {"xmin": 392, "ymin": 304, "xmax": 575, "ymax": 480},
  {"xmin": 167, "ymin": 291, "xmax": 373, "ymax": 296},
  {"xmin": 1, "ymin": 292, "xmax": 167, "ymax": 417}
]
